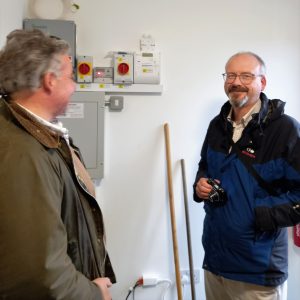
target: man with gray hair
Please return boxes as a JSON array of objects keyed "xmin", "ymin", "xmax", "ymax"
[
  {"xmin": 194, "ymin": 52, "xmax": 300, "ymax": 300},
  {"xmin": 0, "ymin": 29, "xmax": 115, "ymax": 299}
]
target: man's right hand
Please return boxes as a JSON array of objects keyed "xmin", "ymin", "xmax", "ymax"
[
  {"xmin": 93, "ymin": 277, "xmax": 112, "ymax": 300},
  {"xmin": 195, "ymin": 177, "xmax": 213, "ymax": 200}
]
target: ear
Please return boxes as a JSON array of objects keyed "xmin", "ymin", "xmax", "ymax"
[
  {"xmin": 260, "ymin": 75, "xmax": 267, "ymax": 91},
  {"xmin": 42, "ymin": 72, "xmax": 57, "ymax": 93}
]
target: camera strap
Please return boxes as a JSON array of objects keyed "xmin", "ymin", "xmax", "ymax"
[{"xmin": 230, "ymin": 140, "xmax": 279, "ymax": 197}]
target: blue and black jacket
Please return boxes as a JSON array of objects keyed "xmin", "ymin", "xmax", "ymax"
[{"xmin": 193, "ymin": 92, "xmax": 300, "ymax": 286}]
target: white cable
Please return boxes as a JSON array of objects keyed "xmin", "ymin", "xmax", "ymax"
[
  {"xmin": 180, "ymin": 274, "xmax": 189, "ymax": 300},
  {"xmin": 181, "ymin": 283, "xmax": 186, "ymax": 300},
  {"xmin": 157, "ymin": 279, "xmax": 172, "ymax": 300}
]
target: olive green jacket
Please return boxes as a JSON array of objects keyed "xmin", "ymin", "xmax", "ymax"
[{"xmin": 0, "ymin": 99, "xmax": 116, "ymax": 300}]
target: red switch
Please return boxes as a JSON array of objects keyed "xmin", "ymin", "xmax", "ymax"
[
  {"xmin": 118, "ymin": 63, "xmax": 129, "ymax": 75},
  {"xmin": 78, "ymin": 63, "xmax": 91, "ymax": 75}
]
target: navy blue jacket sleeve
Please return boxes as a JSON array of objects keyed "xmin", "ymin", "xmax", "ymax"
[
  {"xmin": 193, "ymin": 132, "xmax": 209, "ymax": 203},
  {"xmin": 255, "ymin": 124, "xmax": 300, "ymax": 231}
]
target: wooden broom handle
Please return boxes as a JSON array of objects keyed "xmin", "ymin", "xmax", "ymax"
[{"xmin": 164, "ymin": 123, "xmax": 183, "ymax": 300}]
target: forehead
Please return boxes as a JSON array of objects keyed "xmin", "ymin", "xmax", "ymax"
[{"xmin": 226, "ymin": 54, "xmax": 261, "ymax": 72}]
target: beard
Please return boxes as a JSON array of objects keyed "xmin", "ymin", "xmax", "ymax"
[
  {"xmin": 229, "ymin": 95, "xmax": 249, "ymax": 108},
  {"xmin": 227, "ymin": 85, "xmax": 249, "ymax": 108}
]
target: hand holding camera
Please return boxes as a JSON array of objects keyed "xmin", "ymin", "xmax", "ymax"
[{"xmin": 207, "ymin": 178, "xmax": 227, "ymax": 205}]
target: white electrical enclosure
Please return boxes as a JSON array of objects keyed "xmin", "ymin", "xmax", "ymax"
[
  {"xmin": 134, "ymin": 52, "xmax": 160, "ymax": 84},
  {"xmin": 57, "ymin": 91, "xmax": 105, "ymax": 180}
]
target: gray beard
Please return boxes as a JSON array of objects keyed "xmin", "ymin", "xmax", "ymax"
[{"xmin": 229, "ymin": 96, "xmax": 248, "ymax": 108}]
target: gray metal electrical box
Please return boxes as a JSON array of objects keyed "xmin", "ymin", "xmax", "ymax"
[
  {"xmin": 57, "ymin": 92, "xmax": 105, "ymax": 180},
  {"xmin": 23, "ymin": 18, "xmax": 76, "ymax": 68}
]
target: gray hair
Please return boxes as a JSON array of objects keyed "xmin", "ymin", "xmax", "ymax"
[
  {"xmin": 225, "ymin": 51, "xmax": 267, "ymax": 75},
  {"xmin": 0, "ymin": 29, "xmax": 70, "ymax": 96}
]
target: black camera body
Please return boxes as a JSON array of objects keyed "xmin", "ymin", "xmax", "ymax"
[{"xmin": 207, "ymin": 178, "xmax": 227, "ymax": 205}]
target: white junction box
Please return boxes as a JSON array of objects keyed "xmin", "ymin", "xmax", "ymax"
[
  {"xmin": 134, "ymin": 52, "xmax": 160, "ymax": 84},
  {"xmin": 93, "ymin": 67, "xmax": 113, "ymax": 83},
  {"xmin": 180, "ymin": 269, "xmax": 200, "ymax": 284},
  {"xmin": 113, "ymin": 52, "xmax": 134, "ymax": 85}
]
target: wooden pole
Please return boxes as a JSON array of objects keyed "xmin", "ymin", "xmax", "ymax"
[
  {"xmin": 163, "ymin": 123, "xmax": 183, "ymax": 300},
  {"xmin": 181, "ymin": 159, "xmax": 196, "ymax": 300}
]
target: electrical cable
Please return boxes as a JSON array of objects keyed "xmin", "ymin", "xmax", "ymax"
[
  {"xmin": 182, "ymin": 283, "xmax": 186, "ymax": 300},
  {"xmin": 180, "ymin": 273, "xmax": 189, "ymax": 300},
  {"xmin": 158, "ymin": 279, "xmax": 172, "ymax": 300},
  {"xmin": 125, "ymin": 277, "xmax": 172, "ymax": 300},
  {"xmin": 125, "ymin": 288, "xmax": 132, "ymax": 300},
  {"xmin": 132, "ymin": 283, "xmax": 137, "ymax": 300},
  {"xmin": 125, "ymin": 278, "xmax": 143, "ymax": 300}
]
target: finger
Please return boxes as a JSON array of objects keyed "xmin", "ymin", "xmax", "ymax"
[
  {"xmin": 196, "ymin": 184, "xmax": 210, "ymax": 199},
  {"xmin": 197, "ymin": 180, "xmax": 211, "ymax": 193}
]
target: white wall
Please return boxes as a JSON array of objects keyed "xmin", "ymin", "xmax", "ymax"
[
  {"xmin": 6, "ymin": 0, "xmax": 300, "ymax": 299},
  {"xmin": 0, "ymin": 0, "xmax": 26, "ymax": 47}
]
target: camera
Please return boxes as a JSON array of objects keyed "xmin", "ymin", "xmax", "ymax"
[{"xmin": 207, "ymin": 178, "xmax": 227, "ymax": 205}]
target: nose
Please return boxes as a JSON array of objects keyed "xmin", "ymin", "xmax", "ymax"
[{"xmin": 231, "ymin": 75, "xmax": 243, "ymax": 85}]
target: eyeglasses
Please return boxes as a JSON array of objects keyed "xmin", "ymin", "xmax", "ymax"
[{"xmin": 222, "ymin": 73, "xmax": 263, "ymax": 85}]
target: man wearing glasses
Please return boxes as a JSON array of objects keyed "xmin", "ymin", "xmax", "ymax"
[{"xmin": 194, "ymin": 52, "xmax": 300, "ymax": 300}]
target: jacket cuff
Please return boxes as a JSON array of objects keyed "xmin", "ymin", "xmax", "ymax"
[
  {"xmin": 193, "ymin": 189, "xmax": 204, "ymax": 203},
  {"xmin": 255, "ymin": 206, "xmax": 276, "ymax": 231}
]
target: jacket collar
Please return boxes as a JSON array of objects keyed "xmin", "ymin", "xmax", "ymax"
[
  {"xmin": 220, "ymin": 92, "xmax": 285, "ymax": 127},
  {"xmin": 218, "ymin": 92, "xmax": 286, "ymax": 151},
  {"xmin": 4, "ymin": 99, "xmax": 60, "ymax": 149}
]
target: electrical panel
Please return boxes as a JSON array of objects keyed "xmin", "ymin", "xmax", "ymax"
[
  {"xmin": 57, "ymin": 91, "xmax": 105, "ymax": 180},
  {"xmin": 23, "ymin": 18, "xmax": 76, "ymax": 68}
]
